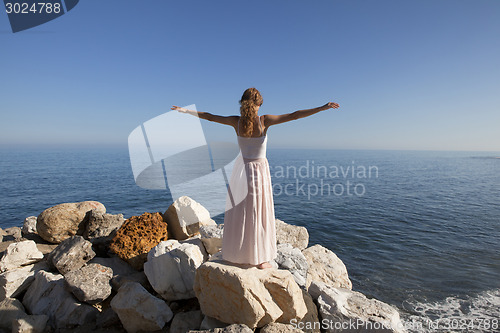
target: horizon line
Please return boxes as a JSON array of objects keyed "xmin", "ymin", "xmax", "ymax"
[{"xmin": 0, "ymin": 143, "xmax": 499, "ymax": 154}]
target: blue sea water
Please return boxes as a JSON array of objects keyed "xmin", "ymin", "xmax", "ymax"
[{"xmin": 1, "ymin": 147, "xmax": 499, "ymax": 332}]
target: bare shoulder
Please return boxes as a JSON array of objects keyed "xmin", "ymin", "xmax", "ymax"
[
  {"xmin": 261, "ymin": 114, "xmax": 274, "ymax": 124},
  {"xmin": 223, "ymin": 115, "xmax": 239, "ymax": 127},
  {"xmin": 261, "ymin": 113, "xmax": 295, "ymax": 127}
]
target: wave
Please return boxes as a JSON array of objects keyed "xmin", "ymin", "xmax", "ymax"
[{"xmin": 401, "ymin": 289, "xmax": 500, "ymax": 332}]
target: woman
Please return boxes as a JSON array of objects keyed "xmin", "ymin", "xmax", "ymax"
[{"xmin": 172, "ymin": 88, "xmax": 339, "ymax": 269}]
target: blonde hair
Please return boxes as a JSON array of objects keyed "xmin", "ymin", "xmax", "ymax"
[{"xmin": 239, "ymin": 87, "xmax": 263, "ymax": 137}]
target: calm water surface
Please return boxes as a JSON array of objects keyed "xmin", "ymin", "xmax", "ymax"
[{"xmin": 1, "ymin": 147, "xmax": 499, "ymax": 332}]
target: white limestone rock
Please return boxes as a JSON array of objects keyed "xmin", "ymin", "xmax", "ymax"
[
  {"xmin": 147, "ymin": 239, "xmax": 181, "ymax": 258},
  {"xmin": 144, "ymin": 241, "xmax": 206, "ymax": 301},
  {"xmin": 164, "ymin": 196, "xmax": 216, "ymax": 240},
  {"xmin": 110, "ymin": 281, "xmax": 173, "ymax": 333},
  {"xmin": 182, "ymin": 236, "xmax": 209, "ymax": 259},
  {"xmin": 22, "ymin": 271, "xmax": 98, "ymax": 329},
  {"xmin": 194, "ymin": 260, "xmax": 307, "ymax": 328},
  {"xmin": 0, "ymin": 261, "xmax": 48, "ymax": 299},
  {"xmin": 275, "ymin": 219, "xmax": 309, "ymax": 250},
  {"xmin": 22, "ymin": 216, "xmax": 38, "ymax": 235},
  {"xmin": 274, "ymin": 243, "xmax": 308, "ymax": 287},
  {"xmin": 0, "ymin": 240, "xmax": 44, "ymax": 273},
  {"xmin": 302, "ymin": 244, "xmax": 352, "ymax": 289},
  {"xmin": 308, "ymin": 281, "xmax": 406, "ymax": 333}
]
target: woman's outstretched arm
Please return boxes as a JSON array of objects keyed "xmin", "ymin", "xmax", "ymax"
[
  {"xmin": 171, "ymin": 106, "xmax": 238, "ymax": 127},
  {"xmin": 264, "ymin": 102, "xmax": 339, "ymax": 127}
]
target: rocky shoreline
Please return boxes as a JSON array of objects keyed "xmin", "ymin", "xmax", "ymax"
[{"xmin": 0, "ymin": 196, "xmax": 407, "ymax": 333}]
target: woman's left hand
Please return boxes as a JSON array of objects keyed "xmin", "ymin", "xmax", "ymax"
[{"xmin": 171, "ymin": 105, "xmax": 188, "ymax": 113}]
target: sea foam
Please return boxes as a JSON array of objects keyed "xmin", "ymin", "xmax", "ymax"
[{"xmin": 402, "ymin": 289, "xmax": 500, "ymax": 333}]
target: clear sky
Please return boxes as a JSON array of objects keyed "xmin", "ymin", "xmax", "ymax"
[{"xmin": 1, "ymin": 0, "xmax": 499, "ymax": 151}]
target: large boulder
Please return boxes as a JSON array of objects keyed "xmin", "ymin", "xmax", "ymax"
[
  {"xmin": 302, "ymin": 244, "xmax": 352, "ymax": 289},
  {"xmin": 110, "ymin": 281, "xmax": 173, "ymax": 333},
  {"xmin": 37, "ymin": 201, "xmax": 106, "ymax": 243},
  {"xmin": 194, "ymin": 260, "xmax": 307, "ymax": 328},
  {"xmin": 0, "ymin": 240, "xmax": 44, "ymax": 273},
  {"xmin": 199, "ymin": 224, "xmax": 224, "ymax": 255},
  {"xmin": 144, "ymin": 240, "xmax": 206, "ymax": 301},
  {"xmin": 0, "ymin": 297, "xmax": 27, "ymax": 330},
  {"xmin": 64, "ymin": 263, "xmax": 113, "ymax": 304},
  {"xmin": 164, "ymin": 196, "xmax": 216, "ymax": 240},
  {"xmin": 47, "ymin": 236, "xmax": 95, "ymax": 275},
  {"xmin": 83, "ymin": 209, "xmax": 125, "ymax": 245},
  {"xmin": 275, "ymin": 219, "xmax": 309, "ymax": 250},
  {"xmin": 0, "ymin": 261, "xmax": 48, "ymax": 299},
  {"xmin": 274, "ymin": 243, "xmax": 308, "ymax": 288},
  {"xmin": 23, "ymin": 271, "xmax": 99, "ymax": 329},
  {"xmin": 22, "ymin": 216, "xmax": 38, "ymax": 235},
  {"xmin": 109, "ymin": 212, "xmax": 168, "ymax": 270},
  {"xmin": 308, "ymin": 281, "xmax": 406, "ymax": 333}
]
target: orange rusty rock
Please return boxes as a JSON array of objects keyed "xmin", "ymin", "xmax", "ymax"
[{"xmin": 109, "ymin": 212, "xmax": 168, "ymax": 270}]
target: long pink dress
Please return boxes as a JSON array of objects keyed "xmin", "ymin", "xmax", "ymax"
[{"xmin": 221, "ymin": 117, "xmax": 277, "ymax": 265}]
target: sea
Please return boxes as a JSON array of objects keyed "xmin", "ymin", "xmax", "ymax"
[{"xmin": 1, "ymin": 146, "xmax": 499, "ymax": 332}]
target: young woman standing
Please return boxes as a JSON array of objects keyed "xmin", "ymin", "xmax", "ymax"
[{"xmin": 173, "ymin": 88, "xmax": 339, "ymax": 268}]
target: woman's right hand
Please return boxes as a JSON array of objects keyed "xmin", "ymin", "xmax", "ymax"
[{"xmin": 323, "ymin": 102, "xmax": 340, "ymax": 110}]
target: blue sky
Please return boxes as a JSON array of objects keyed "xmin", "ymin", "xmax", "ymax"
[{"xmin": 1, "ymin": 0, "xmax": 499, "ymax": 151}]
